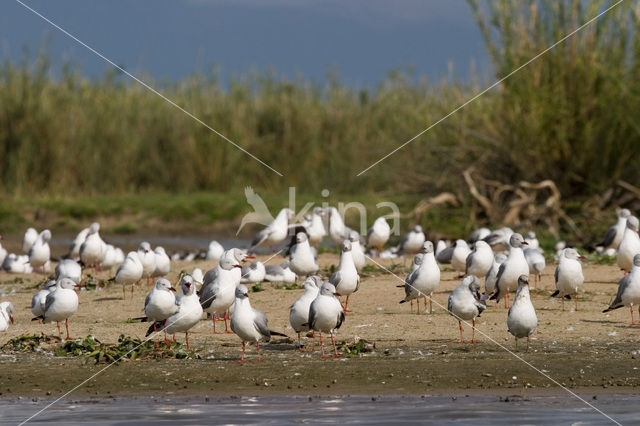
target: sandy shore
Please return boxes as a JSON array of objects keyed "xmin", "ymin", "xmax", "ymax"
[{"xmin": 1, "ymin": 254, "xmax": 639, "ymax": 398}]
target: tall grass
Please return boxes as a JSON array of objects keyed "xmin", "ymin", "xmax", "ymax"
[{"xmin": 1, "ymin": 0, "xmax": 639, "ymax": 203}]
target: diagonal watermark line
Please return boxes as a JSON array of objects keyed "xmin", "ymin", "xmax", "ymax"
[
  {"xmin": 356, "ymin": 0, "xmax": 625, "ymax": 176},
  {"xmin": 364, "ymin": 254, "xmax": 621, "ymax": 426},
  {"xmin": 19, "ymin": 250, "xmax": 284, "ymax": 425},
  {"xmin": 14, "ymin": 0, "xmax": 283, "ymax": 177}
]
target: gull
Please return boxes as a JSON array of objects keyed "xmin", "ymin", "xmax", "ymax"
[
  {"xmin": 138, "ymin": 242, "xmax": 156, "ymax": 286},
  {"xmin": 191, "ymin": 267, "xmax": 204, "ymax": 285},
  {"xmin": 524, "ymin": 247, "xmax": 546, "ymax": 291},
  {"xmin": 146, "ymin": 275, "xmax": 202, "ymax": 349},
  {"xmin": 200, "ymin": 256, "xmax": 242, "ymax": 333},
  {"xmin": 115, "ymin": 251, "xmax": 143, "ymax": 299},
  {"xmin": 308, "ymin": 282, "xmax": 345, "ymax": 358},
  {"xmin": 399, "ymin": 242, "xmax": 440, "ymax": 314},
  {"xmin": 603, "ymin": 254, "xmax": 640, "ymax": 325},
  {"xmin": 152, "ymin": 246, "xmax": 171, "ymax": 279},
  {"xmin": 524, "ymin": 231, "xmax": 540, "ymax": 250},
  {"xmin": 617, "ymin": 216, "xmax": 640, "ymax": 273},
  {"xmin": 206, "ymin": 240, "xmax": 225, "ymax": 261},
  {"xmin": 329, "ymin": 240, "xmax": 360, "ymax": 313},
  {"xmin": 465, "ymin": 240, "xmax": 493, "ymax": 278},
  {"xmin": 490, "ymin": 233, "xmax": 529, "ymax": 309},
  {"xmin": 240, "ymin": 261, "xmax": 266, "ymax": 284},
  {"xmin": 451, "ymin": 239, "xmax": 471, "ymax": 276},
  {"xmin": 447, "ymin": 275, "xmax": 486, "ymax": 343},
  {"xmin": 485, "ymin": 253, "xmax": 507, "ymax": 295},
  {"xmin": 348, "ymin": 231, "xmax": 366, "ymax": 271},
  {"xmin": 398, "ymin": 225, "xmax": 426, "ymax": 257},
  {"xmin": 327, "ymin": 206, "xmax": 353, "ymax": 245},
  {"xmin": 468, "ymin": 227, "xmax": 491, "ymax": 244},
  {"xmin": 289, "ymin": 276, "xmax": 321, "ymax": 350},
  {"xmin": 289, "ymin": 232, "xmax": 319, "ymax": 277},
  {"xmin": 22, "ymin": 227, "xmax": 38, "ymax": 253},
  {"xmin": 598, "ymin": 208, "xmax": 631, "ymax": 251},
  {"xmin": 507, "ymin": 275, "xmax": 538, "ymax": 350},
  {"xmin": 435, "ymin": 241, "xmax": 453, "ymax": 264},
  {"xmin": 2, "ymin": 254, "xmax": 32, "ymax": 274},
  {"xmin": 263, "ymin": 261, "xmax": 297, "ymax": 283},
  {"xmin": 28, "ymin": 229, "xmax": 51, "ymax": 273},
  {"xmin": 79, "ymin": 223, "xmax": 106, "ymax": 270},
  {"xmin": 31, "ymin": 280, "xmax": 57, "ymax": 319},
  {"xmin": 230, "ymin": 284, "xmax": 287, "ymax": 363},
  {"xmin": 305, "ymin": 207, "xmax": 327, "ymax": 246},
  {"xmin": 0, "ymin": 301, "xmax": 15, "ymax": 332},
  {"xmin": 100, "ymin": 244, "xmax": 119, "ymax": 270},
  {"xmin": 67, "ymin": 225, "xmax": 90, "ymax": 260},
  {"xmin": 249, "ymin": 208, "xmax": 294, "ymax": 251},
  {"xmin": 55, "ymin": 259, "xmax": 82, "ymax": 285},
  {"xmin": 201, "ymin": 248, "xmax": 253, "ymax": 290},
  {"xmin": 483, "ymin": 227, "xmax": 514, "ymax": 251},
  {"xmin": 367, "ymin": 217, "xmax": 391, "ymax": 256},
  {"xmin": 0, "ymin": 236, "xmax": 7, "ymax": 265},
  {"xmin": 552, "ymin": 248, "xmax": 585, "ymax": 311},
  {"xmin": 32, "ymin": 278, "xmax": 80, "ymax": 340},
  {"xmin": 140, "ymin": 278, "xmax": 177, "ymax": 345}
]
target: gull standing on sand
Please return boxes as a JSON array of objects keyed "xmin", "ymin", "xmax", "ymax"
[
  {"xmin": 603, "ymin": 254, "xmax": 640, "ymax": 325},
  {"xmin": 138, "ymin": 242, "xmax": 157, "ymax": 286},
  {"xmin": 436, "ymin": 241, "xmax": 453, "ymax": 264},
  {"xmin": 141, "ymin": 278, "xmax": 177, "ymax": 344},
  {"xmin": 289, "ymin": 276, "xmax": 321, "ymax": 349},
  {"xmin": 0, "ymin": 301, "xmax": 15, "ymax": 332},
  {"xmin": 451, "ymin": 239, "xmax": 471, "ymax": 276},
  {"xmin": 28, "ymin": 229, "xmax": 51, "ymax": 273},
  {"xmin": 22, "ymin": 227, "xmax": 38, "ymax": 254},
  {"xmin": 264, "ymin": 261, "xmax": 297, "ymax": 283},
  {"xmin": 146, "ymin": 275, "xmax": 202, "ymax": 349},
  {"xmin": 399, "ymin": 242, "xmax": 440, "ymax": 314},
  {"xmin": 507, "ymin": 275, "xmax": 538, "ymax": 350},
  {"xmin": 67, "ymin": 225, "xmax": 90, "ymax": 260},
  {"xmin": 249, "ymin": 208, "xmax": 294, "ymax": 251},
  {"xmin": 599, "ymin": 209, "xmax": 631, "ymax": 251},
  {"xmin": 327, "ymin": 207, "xmax": 353, "ymax": 245},
  {"xmin": 485, "ymin": 253, "xmax": 507, "ymax": 295},
  {"xmin": 152, "ymin": 246, "xmax": 171, "ymax": 279},
  {"xmin": 115, "ymin": 251, "xmax": 143, "ymax": 298},
  {"xmin": 617, "ymin": 216, "xmax": 640, "ymax": 273},
  {"xmin": 348, "ymin": 231, "xmax": 366, "ymax": 271},
  {"xmin": 31, "ymin": 280, "xmax": 57, "ymax": 318},
  {"xmin": 490, "ymin": 233, "xmax": 529, "ymax": 309},
  {"xmin": 524, "ymin": 232, "xmax": 540, "ymax": 250},
  {"xmin": 468, "ymin": 227, "xmax": 491, "ymax": 244},
  {"xmin": 465, "ymin": 240, "xmax": 493, "ymax": 278},
  {"xmin": 308, "ymin": 282, "xmax": 345, "ymax": 358},
  {"xmin": 447, "ymin": 275, "xmax": 486, "ymax": 343},
  {"xmin": 289, "ymin": 232, "xmax": 319, "ymax": 277},
  {"xmin": 524, "ymin": 247, "xmax": 546, "ymax": 292},
  {"xmin": 101, "ymin": 244, "xmax": 119, "ymax": 270},
  {"xmin": 200, "ymin": 256, "xmax": 242, "ymax": 333},
  {"xmin": 398, "ymin": 225, "xmax": 426, "ymax": 256},
  {"xmin": 2, "ymin": 254, "xmax": 32, "ymax": 274},
  {"xmin": 32, "ymin": 278, "xmax": 79, "ymax": 340},
  {"xmin": 230, "ymin": 284, "xmax": 287, "ymax": 363},
  {"xmin": 330, "ymin": 240, "xmax": 360, "ymax": 313},
  {"xmin": 552, "ymin": 248, "xmax": 585, "ymax": 311},
  {"xmin": 206, "ymin": 240, "xmax": 225, "ymax": 261},
  {"xmin": 240, "ymin": 261, "xmax": 266, "ymax": 284},
  {"xmin": 304, "ymin": 207, "xmax": 327, "ymax": 246},
  {"xmin": 483, "ymin": 227, "xmax": 514, "ymax": 251},
  {"xmin": 80, "ymin": 223, "xmax": 106, "ymax": 270},
  {"xmin": 55, "ymin": 259, "xmax": 82, "ymax": 285},
  {"xmin": 367, "ymin": 217, "xmax": 390, "ymax": 256}
]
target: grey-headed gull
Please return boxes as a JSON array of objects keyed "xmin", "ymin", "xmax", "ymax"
[
  {"xmin": 348, "ymin": 231, "xmax": 366, "ymax": 271},
  {"xmin": 152, "ymin": 247, "xmax": 171, "ymax": 279},
  {"xmin": 598, "ymin": 208, "xmax": 631, "ymax": 251},
  {"xmin": 32, "ymin": 278, "xmax": 80, "ymax": 339},
  {"xmin": 465, "ymin": 240, "xmax": 493, "ymax": 278},
  {"xmin": 289, "ymin": 276, "xmax": 321, "ymax": 350},
  {"xmin": 304, "ymin": 207, "xmax": 327, "ymax": 246},
  {"xmin": 367, "ymin": 217, "xmax": 390, "ymax": 256},
  {"xmin": 202, "ymin": 248, "xmax": 253, "ymax": 287},
  {"xmin": 230, "ymin": 284, "xmax": 287, "ymax": 363},
  {"xmin": 191, "ymin": 267, "xmax": 204, "ymax": 284},
  {"xmin": 28, "ymin": 229, "xmax": 51, "ymax": 273},
  {"xmin": 483, "ymin": 227, "xmax": 514, "ymax": 251},
  {"xmin": 327, "ymin": 206, "xmax": 353, "ymax": 245},
  {"xmin": 264, "ymin": 261, "xmax": 297, "ymax": 283},
  {"xmin": 329, "ymin": 240, "xmax": 360, "ymax": 313},
  {"xmin": 22, "ymin": 227, "xmax": 38, "ymax": 254},
  {"xmin": 552, "ymin": 248, "xmax": 586, "ymax": 311},
  {"xmin": 617, "ymin": 216, "xmax": 640, "ymax": 273},
  {"xmin": 400, "ymin": 241, "xmax": 440, "ymax": 314},
  {"xmin": 55, "ymin": 259, "xmax": 82, "ymax": 285},
  {"xmin": 240, "ymin": 261, "xmax": 266, "ymax": 283},
  {"xmin": 468, "ymin": 227, "xmax": 491, "ymax": 244},
  {"xmin": 138, "ymin": 242, "xmax": 156, "ymax": 285},
  {"xmin": 436, "ymin": 241, "xmax": 453, "ymax": 264},
  {"xmin": 524, "ymin": 247, "xmax": 546, "ymax": 291},
  {"xmin": 80, "ymin": 223, "xmax": 106, "ymax": 270},
  {"xmin": 141, "ymin": 278, "xmax": 177, "ymax": 345},
  {"xmin": 507, "ymin": 275, "xmax": 538, "ymax": 350},
  {"xmin": 115, "ymin": 251, "xmax": 143, "ymax": 299},
  {"xmin": 101, "ymin": 244, "xmax": 119, "ymax": 270},
  {"xmin": 249, "ymin": 208, "xmax": 294, "ymax": 251},
  {"xmin": 398, "ymin": 225, "xmax": 426, "ymax": 256},
  {"xmin": 289, "ymin": 232, "xmax": 319, "ymax": 277},
  {"xmin": 490, "ymin": 233, "xmax": 529, "ymax": 308},
  {"xmin": 67, "ymin": 225, "xmax": 90, "ymax": 260},
  {"xmin": 206, "ymin": 240, "xmax": 225, "ymax": 261},
  {"xmin": 199, "ymin": 256, "xmax": 242, "ymax": 333},
  {"xmin": 2, "ymin": 253, "xmax": 32, "ymax": 274},
  {"xmin": 0, "ymin": 301, "xmax": 15, "ymax": 332},
  {"xmin": 451, "ymin": 239, "xmax": 471, "ymax": 276},
  {"xmin": 31, "ymin": 279, "xmax": 57, "ymax": 319},
  {"xmin": 603, "ymin": 253, "xmax": 640, "ymax": 325},
  {"xmin": 146, "ymin": 275, "xmax": 202, "ymax": 349},
  {"xmin": 447, "ymin": 275, "xmax": 486, "ymax": 343},
  {"xmin": 308, "ymin": 282, "xmax": 345, "ymax": 358},
  {"xmin": 524, "ymin": 231, "xmax": 540, "ymax": 250},
  {"xmin": 485, "ymin": 253, "xmax": 507, "ymax": 295}
]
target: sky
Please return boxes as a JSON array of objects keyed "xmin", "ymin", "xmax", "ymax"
[{"xmin": 0, "ymin": 0, "xmax": 490, "ymax": 89}]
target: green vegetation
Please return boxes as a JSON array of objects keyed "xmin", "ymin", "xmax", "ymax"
[{"xmin": 0, "ymin": 1, "xmax": 637, "ymax": 240}]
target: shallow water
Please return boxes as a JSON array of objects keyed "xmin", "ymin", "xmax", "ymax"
[{"xmin": 1, "ymin": 394, "xmax": 635, "ymax": 425}]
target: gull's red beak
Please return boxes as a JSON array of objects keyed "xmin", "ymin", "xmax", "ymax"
[
  {"xmin": 234, "ymin": 264, "xmax": 243, "ymax": 268},
  {"xmin": 334, "ymin": 292, "xmax": 342, "ymax": 297},
  {"xmin": 244, "ymin": 293, "xmax": 249, "ymax": 297},
  {"xmin": 169, "ymin": 287, "xmax": 176, "ymax": 292},
  {"xmin": 579, "ymin": 255, "xmax": 587, "ymax": 260},
  {"xmin": 244, "ymin": 255, "xmax": 255, "ymax": 261},
  {"xmin": 74, "ymin": 284, "xmax": 84, "ymax": 289},
  {"xmin": 9, "ymin": 315, "xmax": 14, "ymax": 324},
  {"xmin": 522, "ymin": 241, "xmax": 529, "ymax": 245}
]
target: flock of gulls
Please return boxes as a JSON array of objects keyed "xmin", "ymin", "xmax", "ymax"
[{"xmin": 0, "ymin": 205, "xmax": 639, "ymax": 361}]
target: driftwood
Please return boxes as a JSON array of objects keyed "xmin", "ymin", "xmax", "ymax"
[{"xmin": 403, "ymin": 192, "xmax": 459, "ymax": 222}]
